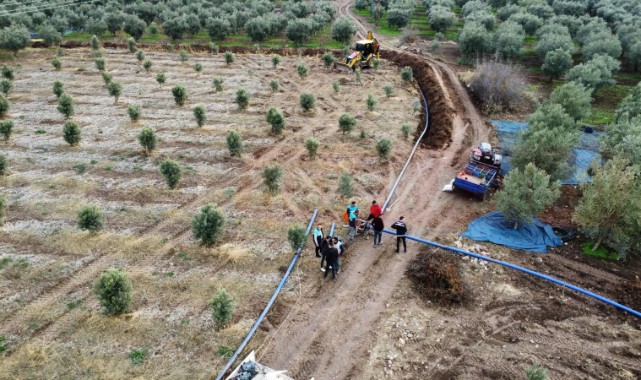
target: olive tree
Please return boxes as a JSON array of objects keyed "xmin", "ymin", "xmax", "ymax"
[
  {"xmin": 614, "ymin": 83, "xmax": 641, "ymax": 122},
  {"xmin": 160, "ymin": 159, "xmax": 182, "ymax": 189},
  {"xmin": 338, "ymin": 113, "xmax": 356, "ymax": 134},
  {"xmin": 266, "ymin": 107, "xmax": 285, "ymax": 133},
  {"xmin": 77, "ymin": 204, "xmax": 103, "ymax": 232},
  {"xmin": 0, "ymin": 25, "xmax": 31, "ymax": 56},
  {"xmin": 495, "ymin": 21, "xmax": 525, "ymax": 60},
  {"xmin": 138, "ymin": 127, "xmax": 157, "ymax": 155},
  {"xmin": 566, "ymin": 54, "xmax": 621, "ymax": 91},
  {"xmin": 211, "ymin": 288, "xmax": 235, "ymax": 331},
  {"xmin": 600, "ymin": 115, "xmax": 641, "ymax": 166},
  {"xmin": 124, "ymin": 15, "xmax": 146, "ymax": 41},
  {"xmin": 262, "ymin": 164, "xmax": 283, "ymax": 194},
  {"xmin": 172, "ymin": 85, "xmax": 187, "ymax": 106},
  {"xmin": 38, "ymin": 24, "xmax": 62, "ymax": 47},
  {"xmin": 541, "ymin": 48, "xmax": 573, "ymax": 81},
  {"xmin": 582, "ymin": 31, "xmax": 622, "ymax": 62},
  {"xmin": 429, "ymin": 6, "xmax": 455, "ymax": 33},
  {"xmin": 0, "ymin": 120, "xmax": 13, "ymax": 142},
  {"xmin": 332, "ymin": 16, "xmax": 357, "ymax": 46},
  {"xmin": 286, "ymin": 18, "xmax": 312, "ymax": 46},
  {"xmin": 236, "ymin": 88, "xmax": 250, "ymax": 110},
  {"xmin": 226, "ymin": 130, "xmax": 243, "ymax": 156},
  {"xmin": 458, "ymin": 22, "xmax": 494, "ymax": 59},
  {"xmin": 549, "ymin": 82, "xmax": 592, "ymax": 122},
  {"xmin": 107, "ymin": 81, "xmax": 122, "ymax": 103},
  {"xmin": 534, "ymin": 33, "xmax": 574, "ymax": 59},
  {"xmin": 57, "ymin": 94, "xmax": 74, "ymax": 119},
  {"xmin": 206, "ymin": 17, "xmax": 231, "ymax": 41},
  {"xmin": 94, "ymin": 268, "xmax": 132, "ymax": 316},
  {"xmin": 387, "ymin": 5, "xmax": 412, "ymax": 29},
  {"xmin": 63, "ymin": 119, "xmax": 81, "ymax": 146}
]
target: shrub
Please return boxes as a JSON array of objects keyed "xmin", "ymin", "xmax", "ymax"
[
  {"xmin": 332, "ymin": 81, "xmax": 340, "ymax": 94},
  {"xmin": 95, "ymin": 58, "xmax": 105, "ymax": 71},
  {"xmin": 193, "ymin": 105, "xmax": 206, "ymax": 127},
  {"xmin": 135, "ymin": 50, "xmax": 145, "ymax": 62},
  {"xmin": 127, "ymin": 104, "xmax": 141, "ymax": 123},
  {"xmin": 138, "ymin": 127, "xmax": 157, "ymax": 155},
  {"xmin": 0, "ymin": 25, "xmax": 31, "ymax": 56},
  {"xmin": 402, "ymin": 26, "xmax": 419, "ymax": 44},
  {"xmin": 63, "ymin": 119, "xmax": 81, "ymax": 146},
  {"xmin": 94, "ymin": 268, "xmax": 132, "ymax": 316},
  {"xmin": 269, "ymin": 79, "xmax": 279, "ymax": 92},
  {"xmin": 127, "ymin": 38, "xmax": 137, "ymax": 53},
  {"xmin": 226, "ymin": 130, "xmax": 243, "ymax": 156},
  {"xmin": 90, "ymin": 35, "xmax": 100, "ymax": 50},
  {"xmin": 53, "ymin": 80, "xmax": 64, "ymax": 98},
  {"xmin": 101, "ymin": 71, "xmax": 112, "ymax": 85},
  {"xmin": 299, "ymin": 92, "xmax": 315, "ymax": 111},
  {"xmin": 297, "ymin": 62, "xmax": 309, "ymax": 79},
  {"xmin": 1, "ymin": 66, "xmax": 13, "ymax": 80},
  {"xmin": 366, "ymin": 94, "xmax": 376, "ymax": 111},
  {"xmin": 172, "ymin": 85, "xmax": 187, "ymax": 106},
  {"xmin": 209, "ymin": 42, "xmax": 219, "ymax": 54},
  {"xmin": 401, "ymin": 66, "xmax": 413, "ymax": 82},
  {"xmin": 338, "ymin": 113, "xmax": 356, "ymax": 134},
  {"xmin": 194, "ymin": 63, "xmax": 202, "ymax": 73},
  {"xmin": 496, "ymin": 163, "xmax": 560, "ymax": 228},
  {"xmin": 262, "ymin": 164, "xmax": 283, "ymax": 194},
  {"xmin": 143, "ymin": 60, "xmax": 152, "ymax": 73},
  {"xmin": 288, "ymin": 226, "xmax": 306, "ymax": 251},
  {"xmin": 0, "ymin": 120, "xmax": 12, "ymax": 141},
  {"xmin": 224, "ymin": 52, "xmax": 234, "ymax": 65},
  {"xmin": 468, "ymin": 61, "xmax": 527, "ymax": 113},
  {"xmin": 339, "ymin": 172, "xmax": 353, "ymax": 197},
  {"xmin": 266, "ymin": 107, "xmax": 285, "ymax": 133},
  {"xmin": 332, "ymin": 16, "xmax": 357, "ymax": 46},
  {"xmin": 57, "ymin": 94, "xmax": 74, "ymax": 119},
  {"xmin": 192, "ymin": 204, "xmax": 226, "ymax": 246},
  {"xmin": 51, "ymin": 57, "xmax": 62, "ymax": 71},
  {"xmin": 0, "ymin": 77, "xmax": 9, "ymax": 94},
  {"xmin": 129, "ymin": 349, "xmax": 147, "ymax": 366},
  {"xmin": 107, "ymin": 81, "xmax": 122, "ymax": 103},
  {"xmin": 0, "ymin": 153, "xmax": 6, "ymax": 175},
  {"xmin": 272, "ymin": 55, "xmax": 281, "ymax": 68},
  {"xmin": 212, "ymin": 78, "xmax": 224, "ymax": 92},
  {"xmin": 156, "ymin": 72, "xmax": 165, "ymax": 85},
  {"xmin": 77, "ymin": 204, "xmax": 103, "ymax": 232},
  {"xmin": 376, "ymin": 138, "xmax": 392, "ymax": 160},
  {"xmin": 160, "ymin": 159, "xmax": 182, "ymax": 189},
  {"xmin": 305, "ymin": 138, "xmax": 319, "ymax": 159},
  {"xmin": 236, "ymin": 88, "xmax": 250, "ymax": 110},
  {"xmin": 525, "ymin": 363, "xmax": 549, "ymax": 380},
  {"xmin": 211, "ymin": 288, "xmax": 235, "ymax": 331},
  {"xmin": 179, "ymin": 51, "xmax": 189, "ymax": 62},
  {"xmin": 384, "ymin": 85, "xmax": 393, "ymax": 97},
  {"xmin": 401, "ymin": 123, "xmax": 413, "ymax": 139},
  {"xmin": 541, "ymin": 49, "xmax": 572, "ymax": 81}
]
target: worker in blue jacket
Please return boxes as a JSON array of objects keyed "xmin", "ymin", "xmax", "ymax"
[{"xmin": 312, "ymin": 224, "xmax": 324, "ymax": 258}]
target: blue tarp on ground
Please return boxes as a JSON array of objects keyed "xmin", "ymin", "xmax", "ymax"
[
  {"xmin": 462, "ymin": 211, "xmax": 563, "ymax": 253},
  {"xmin": 490, "ymin": 120, "xmax": 603, "ymax": 185}
]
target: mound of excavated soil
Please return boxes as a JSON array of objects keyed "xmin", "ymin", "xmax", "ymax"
[{"xmin": 406, "ymin": 247, "xmax": 468, "ymax": 304}]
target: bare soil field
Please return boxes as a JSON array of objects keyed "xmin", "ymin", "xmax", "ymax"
[{"xmin": 0, "ymin": 47, "xmax": 421, "ymax": 377}]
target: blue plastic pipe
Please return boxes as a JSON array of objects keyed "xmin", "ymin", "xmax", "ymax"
[
  {"xmin": 382, "ymin": 229, "xmax": 641, "ymax": 319},
  {"xmin": 329, "ymin": 222, "xmax": 336, "ymax": 238},
  {"xmin": 215, "ymin": 209, "xmax": 319, "ymax": 380},
  {"xmin": 382, "ymin": 87, "xmax": 429, "ymax": 213}
]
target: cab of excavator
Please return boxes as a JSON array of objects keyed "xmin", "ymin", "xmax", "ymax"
[{"xmin": 355, "ymin": 41, "xmax": 373, "ymax": 56}]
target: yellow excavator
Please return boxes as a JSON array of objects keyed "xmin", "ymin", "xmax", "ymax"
[{"xmin": 334, "ymin": 31, "xmax": 380, "ymax": 72}]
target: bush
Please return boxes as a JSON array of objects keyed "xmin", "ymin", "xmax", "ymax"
[
  {"xmin": 107, "ymin": 81, "xmax": 122, "ymax": 103},
  {"xmin": 193, "ymin": 105, "xmax": 206, "ymax": 127},
  {"xmin": 135, "ymin": 50, "xmax": 144, "ymax": 62},
  {"xmin": 0, "ymin": 120, "xmax": 12, "ymax": 141},
  {"xmin": 0, "ymin": 77, "xmax": 10, "ymax": 94},
  {"xmin": 63, "ymin": 119, "xmax": 81, "ymax": 146},
  {"xmin": 94, "ymin": 58, "xmax": 105, "ymax": 71},
  {"xmin": 332, "ymin": 16, "xmax": 357, "ymax": 46},
  {"xmin": 272, "ymin": 55, "xmax": 281, "ymax": 68},
  {"xmin": 0, "ymin": 153, "xmax": 6, "ymax": 175},
  {"xmin": 288, "ymin": 226, "xmax": 307, "ymax": 251},
  {"xmin": 366, "ymin": 94, "xmax": 377, "ymax": 111},
  {"xmin": 1, "ymin": 66, "xmax": 13, "ymax": 80},
  {"xmin": 156, "ymin": 72, "xmax": 165, "ymax": 85},
  {"xmin": 262, "ymin": 164, "xmax": 283, "ymax": 194},
  {"xmin": 549, "ymin": 82, "xmax": 592, "ymax": 122},
  {"xmin": 322, "ymin": 52, "xmax": 334, "ymax": 69},
  {"xmin": 77, "ymin": 204, "xmax": 103, "ymax": 232},
  {"xmin": 236, "ymin": 88, "xmax": 250, "ymax": 110},
  {"xmin": 127, "ymin": 38, "xmax": 137, "ymax": 53},
  {"xmin": 51, "ymin": 57, "xmax": 62, "ymax": 71},
  {"xmin": 160, "ymin": 159, "xmax": 182, "ymax": 189},
  {"xmin": 384, "ymin": 85, "xmax": 393, "ymax": 97},
  {"xmin": 57, "ymin": 94, "xmax": 74, "ymax": 119},
  {"xmin": 496, "ymin": 163, "xmax": 560, "ymax": 228},
  {"xmin": 333, "ymin": 81, "xmax": 340, "ymax": 94},
  {"xmin": 172, "ymin": 85, "xmax": 187, "ymax": 106},
  {"xmin": 0, "ymin": 25, "xmax": 31, "ymax": 56},
  {"xmin": 94, "ymin": 268, "xmax": 132, "ymax": 316},
  {"xmin": 53, "ymin": 80, "xmax": 64, "ymax": 98},
  {"xmin": 209, "ymin": 42, "xmax": 219, "ymax": 54},
  {"xmin": 468, "ymin": 61, "xmax": 527, "ymax": 113},
  {"xmin": 338, "ymin": 113, "xmax": 356, "ymax": 134},
  {"xmin": 212, "ymin": 78, "xmax": 224, "ymax": 92},
  {"xmin": 211, "ymin": 288, "xmax": 235, "ymax": 331},
  {"xmin": 224, "ymin": 51, "xmax": 234, "ymax": 65},
  {"xmin": 143, "ymin": 59, "xmax": 152, "ymax": 73},
  {"xmin": 525, "ymin": 363, "xmax": 549, "ymax": 380},
  {"xmin": 179, "ymin": 51, "xmax": 189, "ymax": 62},
  {"xmin": 541, "ymin": 48, "xmax": 572, "ymax": 81},
  {"xmin": 401, "ymin": 123, "xmax": 413, "ymax": 140},
  {"xmin": 401, "ymin": 66, "xmax": 413, "ymax": 82},
  {"xmin": 101, "ymin": 71, "xmax": 112, "ymax": 85},
  {"xmin": 305, "ymin": 138, "xmax": 319, "ymax": 159},
  {"xmin": 299, "ymin": 92, "xmax": 315, "ymax": 111},
  {"xmin": 138, "ymin": 127, "xmax": 157, "ymax": 155},
  {"xmin": 91, "ymin": 35, "xmax": 100, "ymax": 50},
  {"xmin": 297, "ymin": 62, "xmax": 308, "ymax": 79},
  {"xmin": 376, "ymin": 138, "xmax": 392, "ymax": 160},
  {"xmin": 269, "ymin": 79, "xmax": 279, "ymax": 92},
  {"xmin": 339, "ymin": 172, "xmax": 353, "ymax": 197},
  {"xmin": 266, "ymin": 107, "xmax": 285, "ymax": 133},
  {"xmin": 226, "ymin": 130, "xmax": 243, "ymax": 156},
  {"xmin": 194, "ymin": 63, "xmax": 202, "ymax": 73},
  {"xmin": 127, "ymin": 104, "xmax": 141, "ymax": 123},
  {"xmin": 192, "ymin": 204, "xmax": 226, "ymax": 246},
  {"xmin": 402, "ymin": 26, "xmax": 419, "ymax": 44}
]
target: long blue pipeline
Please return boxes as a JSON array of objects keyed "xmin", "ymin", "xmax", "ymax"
[
  {"xmin": 382, "ymin": 229, "xmax": 641, "ymax": 319},
  {"xmin": 215, "ymin": 209, "xmax": 319, "ymax": 380},
  {"xmin": 381, "ymin": 86, "xmax": 429, "ymax": 213}
]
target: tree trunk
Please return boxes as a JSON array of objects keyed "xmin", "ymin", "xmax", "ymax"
[{"xmin": 592, "ymin": 236, "xmax": 603, "ymax": 251}]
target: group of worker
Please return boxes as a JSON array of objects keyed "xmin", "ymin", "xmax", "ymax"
[{"xmin": 311, "ymin": 200, "xmax": 409, "ymax": 281}]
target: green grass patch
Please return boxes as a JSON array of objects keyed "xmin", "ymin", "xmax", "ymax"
[
  {"xmin": 614, "ymin": 71, "xmax": 641, "ymax": 83},
  {"xmin": 524, "ymin": 36, "xmax": 537, "ymax": 46},
  {"xmin": 586, "ymin": 84, "xmax": 633, "ymax": 125},
  {"xmin": 129, "ymin": 348, "xmax": 148, "ymax": 365},
  {"xmin": 582, "ymin": 242, "xmax": 619, "ymax": 261},
  {"xmin": 0, "ymin": 335, "xmax": 6, "ymax": 353},
  {"xmin": 217, "ymin": 345, "xmax": 234, "ymax": 358}
]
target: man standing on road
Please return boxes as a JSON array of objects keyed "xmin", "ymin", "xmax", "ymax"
[
  {"xmin": 391, "ymin": 216, "xmax": 407, "ymax": 253},
  {"xmin": 324, "ymin": 242, "xmax": 339, "ymax": 280},
  {"xmin": 372, "ymin": 215, "xmax": 384, "ymax": 246},
  {"xmin": 313, "ymin": 224, "xmax": 324, "ymax": 258}
]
